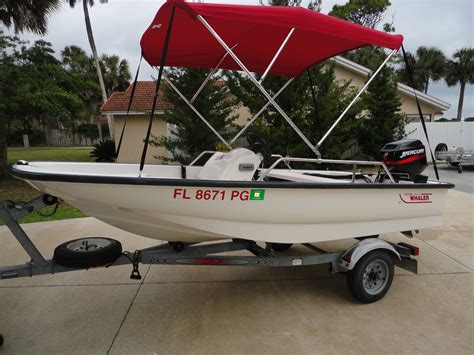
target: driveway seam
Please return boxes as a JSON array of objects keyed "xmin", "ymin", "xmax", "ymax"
[
  {"xmin": 422, "ymin": 240, "xmax": 474, "ymax": 271},
  {"xmin": 107, "ymin": 264, "xmax": 151, "ymax": 355}
]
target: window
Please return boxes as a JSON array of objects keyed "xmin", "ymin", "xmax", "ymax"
[{"xmin": 405, "ymin": 113, "xmax": 432, "ymax": 123}]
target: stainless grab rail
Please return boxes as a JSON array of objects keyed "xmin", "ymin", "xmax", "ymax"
[{"xmin": 257, "ymin": 157, "xmax": 395, "ymax": 183}]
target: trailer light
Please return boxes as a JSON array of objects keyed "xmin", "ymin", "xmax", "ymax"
[
  {"xmin": 398, "ymin": 242, "xmax": 419, "ymax": 256},
  {"xmin": 342, "ymin": 253, "xmax": 352, "ymax": 262}
]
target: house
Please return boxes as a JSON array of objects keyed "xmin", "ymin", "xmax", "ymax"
[
  {"xmin": 332, "ymin": 56, "xmax": 450, "ymax": 122},
  {"xmin": 101, "ymin": 57, "xmax": 451, "ymax": 164}
]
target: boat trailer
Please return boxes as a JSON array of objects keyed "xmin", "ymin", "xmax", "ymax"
[
  {"xmin": 435, "ymin": 147, "xmax": 474, "ymax": 173},
  {"xmin": 1, "ymin": 194, "xmax": 419, "ymax": 287},
  {"xmin": 0, "ymin": 194, "xmax": 421, "ymax": 347}
]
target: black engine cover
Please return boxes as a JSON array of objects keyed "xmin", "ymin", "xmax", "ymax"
[{"xmin": 381, "ymin": 139, "xmax": 427, "ymax": 181}]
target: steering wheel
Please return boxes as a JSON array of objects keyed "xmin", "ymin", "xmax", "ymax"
[{"xmin": 246, "ymin": 133, "xmax": 272, "ymax": 160}]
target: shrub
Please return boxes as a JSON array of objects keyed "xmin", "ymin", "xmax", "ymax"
[{"xmin": 90, "ymin": 140, "xmax": 116, "ymax": 162}]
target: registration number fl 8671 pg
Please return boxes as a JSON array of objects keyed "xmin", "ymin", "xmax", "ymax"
[{"xmin": 172, "ymin": 188, "xmax": 265, "ymax": 201}]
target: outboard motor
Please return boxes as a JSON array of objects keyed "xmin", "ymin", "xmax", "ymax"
[{"xmin": 381, "ymin": 139, "xmax": 428, "ymax": 182}]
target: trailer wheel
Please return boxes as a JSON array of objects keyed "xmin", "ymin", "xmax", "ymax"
[
  {"xmin": 54, "ymin": 237, "xmax": 122, "ymax": 268},
  {"xmin": 347, "ymin": 250, "xmax": 394, "ymax": 303},
  {"xmin": 270, "ymin": 243, "xmax": 293, "ymax": 251},
  {"xmin": 435, "ymin": 143, "xmax": 448, "ymax": 153},
  {"xmin": 0, "ymin": 333, "xmax": 3, "ymax": 347}
]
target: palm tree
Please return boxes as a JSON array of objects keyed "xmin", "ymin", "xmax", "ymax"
[
  {"xmin": 0, "ymin": 0, "xmax": 61, "ymax": 35},
  {"xmin": 62, "ymin": 45, "xmax": 94, "ymax": 73},
  {"xmin": 445, "ymin": 48, "xmax": 474, "ymax": 121},
  {"xmin": 0, "ymin": 0, "xmax": 61, "ymax": 179},
  {"xmin": 415, "ymin": 47, "xmax": 446, "ymax": 94},
  {"xmin": 62, "ymin": 45, "xmax": 104, "ymax": 140},
  {"xmin": 68, "ymin": 0, "xmax": 114, "ymax": 138},
  {"xmin": 99, "ymin": 54, "xmax": 131, "ymax": 96},
  {"xmin": 398, "ymin": 47, "xmax": 446, "ymax": 94}
]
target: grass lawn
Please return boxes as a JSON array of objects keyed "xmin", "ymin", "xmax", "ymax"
[
  {"xmin": 1, "ymin": 147, "xmax": 94, "ymax": 225},
  {"xmin": 8, "ymin": 146, "xmax": 93, "ymax": 163}
]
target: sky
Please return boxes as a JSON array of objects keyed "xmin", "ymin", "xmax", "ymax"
[{"xmin": 4, "ymin": 0, "xmax": 474, "ymax": 118}]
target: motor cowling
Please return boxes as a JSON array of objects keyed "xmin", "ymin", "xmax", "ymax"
[{"xmin": 381, "ymin": 139, "xmax": 427, "ymax": 181}]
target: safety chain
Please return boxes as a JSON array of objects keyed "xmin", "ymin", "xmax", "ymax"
[{"xmin": 36, "ymin": 201, "xmax": 59, "ymax": 217}]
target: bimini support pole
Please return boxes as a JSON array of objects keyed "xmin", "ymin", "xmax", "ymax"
[
  {"xmin": 163, "ymin": 74, "xmax": 232, "ymax": 149},
  {"xmin": 316, "ymin": 48, "xmax": 397, "ymax": 150},
  {"xmin": 197, "ymin": 15, "xmax": 321, "ymax": 158},
  {"xmin": 139, "ymin": 5, "xmax": 176, "ymax": 175},
  {"xmin": 230, "ymin": 78, "xmax": 294, "ymax": 144},
  {"xmin": 190, "ymin": 44, "xmax": 238, "ymax": 104},
  {"xmin": 259, "ymin": 28, "xmax": 295, "ymax": 84},
  {"xmin": 401, "ymin": 44, "xmax": 440, "ymax": 180}
]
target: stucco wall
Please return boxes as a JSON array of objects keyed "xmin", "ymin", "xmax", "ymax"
[
  {"xmin": 332, "ymin": 64, "xmax": 439, "ymax": 121},
  {"xmin": 398, "ymin": 91, "xmax": 438, "ymax": 121},
  {"xmin": 333, "ymin": 64, "xmax": 367, "ymax": 89},
  {"xmin": 114, "ymin": 114, "xmax": 168, "ymax": 164},
  {"xmin": 233, "ymin": 104, "xmax": 252, "ymax": 126}
]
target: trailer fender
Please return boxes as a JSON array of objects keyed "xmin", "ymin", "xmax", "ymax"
[{"xmin": 339, "ymin": 238, "xmax": 400, "ymax": 271}]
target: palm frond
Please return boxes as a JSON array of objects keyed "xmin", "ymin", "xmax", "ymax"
[{"xmin": 0, "ymin": 0, "xmax": 62, "ymax": 35}]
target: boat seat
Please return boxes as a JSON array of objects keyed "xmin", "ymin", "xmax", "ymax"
[{"xmin": 196, "ymin": 148, "xmax": 261, "ymax": 181}]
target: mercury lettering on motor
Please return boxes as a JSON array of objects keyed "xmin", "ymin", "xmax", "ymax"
[
  {"xmin": 400, "ymin": 148, "xmax": 425, "ymax": 159},
  {"xmin": 173, "ymin": 188, "xmax": 265, "ymax": 201}
]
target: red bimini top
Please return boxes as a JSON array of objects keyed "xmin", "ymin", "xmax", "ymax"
[{"xmin": 140, "ymin": 0, "xmax": 403, "ymax": 78}]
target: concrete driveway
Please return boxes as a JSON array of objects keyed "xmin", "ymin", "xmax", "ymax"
[
  {"xmin": 425, "ymin": 164, "xmax": 474, "ymax": 193},
  {"xmin": 0, "ymin": 190, "xmax": 472, "ymax": 354}
]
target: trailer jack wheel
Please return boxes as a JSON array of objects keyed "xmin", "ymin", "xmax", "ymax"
[
  {"xmin": 53, "ymin": 237, "xmax": 122, "ymax": 268},
  {"xmin": 347, "ymin": 250, "xmax": 394, "ymax": 303}
]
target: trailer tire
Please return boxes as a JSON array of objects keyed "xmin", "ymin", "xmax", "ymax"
[
  {"xmin": 435, "ymin": 143, "xmax": 448, "ymax": 153},
  {"xmin": 347, "ymin": 250, "xmax": 394, "ymax": 303},
  {"xmin": 54, "ymin": 237, "xmax": 122, "ymax": 268},
  {"xmin": 270, "ymin": 243, "xmax": 293, "ymax": 251},
  {"xmin": 0, "ymin": 333, "xmax": 3, "ymax": 347}
]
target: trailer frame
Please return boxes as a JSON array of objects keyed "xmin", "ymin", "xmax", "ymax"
[{"xmin": 1, "ymin": 194, "xmax": 418, "ymax": 281}]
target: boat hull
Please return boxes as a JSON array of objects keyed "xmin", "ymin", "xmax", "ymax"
[{"xmin": 21, "ymin": 177, "xmax": 450, "ymax": 243}]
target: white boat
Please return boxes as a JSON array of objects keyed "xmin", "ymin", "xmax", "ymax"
[
  {"xmin": 10, "ymin": 153, "xmax": 452, "ymax": 243},
  {"xmin": 10, "ymin": 0, "xmax": 454, "ymax": 244}
]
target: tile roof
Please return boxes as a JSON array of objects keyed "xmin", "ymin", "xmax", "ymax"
[{"xmin": 100, "ymin": 81, "xmax": 174, "ymax": 113}]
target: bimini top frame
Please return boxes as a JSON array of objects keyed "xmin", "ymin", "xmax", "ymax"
[{"xmin": 132, "ymin": 0, "xmax": 404, "ymax": 171}]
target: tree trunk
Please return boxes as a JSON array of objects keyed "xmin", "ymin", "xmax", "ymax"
[
  {"xmin": 457, "ymin": 82, "xmax": 465, "ymax": 121},
  {"xmin": 424, "ymin": 78, "xmax": 429, "ymax": 94},
  {"xmin": 0, "ymin": 112, "xmax": 7, "ymax": 179},
  {"xmin": 82, "ymin": 0, "xmax": 114, "ymax": 139},
  {"xmin": 97, "ymin": 116, "xmax": 103, "ymax": 142}
]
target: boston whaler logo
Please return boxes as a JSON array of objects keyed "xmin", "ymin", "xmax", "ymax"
[
  {"xmin": 399, "ymin": 192, "xmax": 432, "ymax": 204},
  {"xmin": 400, "ymin": 148, "xmax": 425, "ymax": 159}
]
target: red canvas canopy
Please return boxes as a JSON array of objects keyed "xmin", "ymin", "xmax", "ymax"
[{"xmin": 140, "ymin": 0, "xmax": 403, "ymax": 77}]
